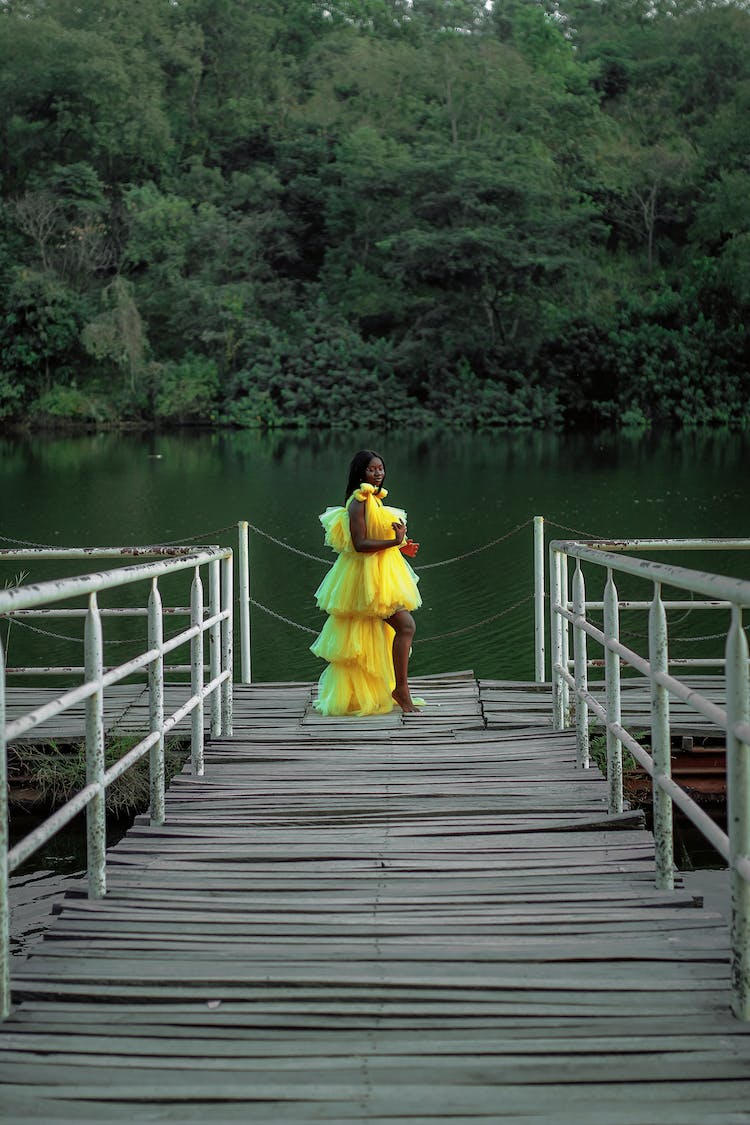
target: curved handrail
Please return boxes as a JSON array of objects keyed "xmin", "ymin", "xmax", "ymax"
[{"xmin": 549, "ymin": 536, "xmax": 750, "ymax": 1019}]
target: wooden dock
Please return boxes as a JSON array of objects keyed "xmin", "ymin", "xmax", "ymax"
[
  {"xmin": 4, "ymin": 671, "xmax": 729, "ymax": 741},
  {"xmin": 3, "ymin": 671, "xmax": 750, "ymax": 1122}
]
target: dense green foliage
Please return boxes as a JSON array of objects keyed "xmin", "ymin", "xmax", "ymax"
[{"xmin": 1, "ymin": 0, "xmax": 748, "ymax": 430}]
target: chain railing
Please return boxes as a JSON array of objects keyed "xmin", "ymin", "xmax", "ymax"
[
  {"xmin": 0, "ymin": 547, "xmax": 234, "ymax": 1019},
  {"xmin": 6, "ymin": 517, "xmax": 747, "ymax": 687},
  {"xmin": 235, "ymin": 518, "xmax": 535, "ymax": 683},
  {"xmin": 549, "ymin": 536, "xmax": 750, "ymax": 1019},
  {"xmin": 2, "ymin": 520, "xmax": 537, "ymax": 685}
]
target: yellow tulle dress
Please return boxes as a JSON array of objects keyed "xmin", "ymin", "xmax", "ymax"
[{"xmin": 311, "ymin": 483, "xmax": 421, "ymax": 716}]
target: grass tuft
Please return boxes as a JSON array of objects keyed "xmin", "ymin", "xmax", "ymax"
[{"xmin": 10, "ymin": 736, "xmax": 188, "ymax": 816}]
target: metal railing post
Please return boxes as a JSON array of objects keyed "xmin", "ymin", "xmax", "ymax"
[
  {"xmin": 726, "ymin": 605, "xmax": 750, "ymax": 1019},
  {"xmin": 147, "ymin": 579, "xmax": 165, "ymax": 827},
  {"xmin": 603, "ymin": 568, "xmax": 623, "ymax": 814},
  {"xmin": 572, "ymin": 562, "xmax": 589, "ymax": 769},
  {"xmin": 190, "ymin": 567, "xmax": 205, "ymax": 776},
  {"xmin": 550, "ymin": 547, "xmax": 565, "ymax": 730},
  {"xmin": 221, "ymin": 554, "xmax": 234, "ymax": 737},
  {"xmin": 85, "ymin": 593, "xmax": 106, "ymax": 899},
  {"xmin": 560, "ymin": 552, "xmax": 570, "ymax": 721},
  {"xmin": 238, "ymin": 520, "xmax": 251, "ymax": 685},
  {"xmin": 649, "ymin": 581, "xmax": 674, "ymax": 890},
  {"xmin": 209, "ymin": 558, "xmax": 221, "ymax": 737},
  {"xmin": 533, "ymin": 516, "xmax": 545, "ymax": 681},
  {"xmin": 0, "ymin": 642, "xmax": 9, "ymax": 1018}
]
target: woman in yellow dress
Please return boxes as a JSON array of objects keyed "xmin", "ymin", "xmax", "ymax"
[{"xmin": 311, "ymin": 450, "xmax": 422, "ymax": 716}]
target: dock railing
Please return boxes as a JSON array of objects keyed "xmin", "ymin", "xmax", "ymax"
[
  {"xmin": 4, "ymin": 521, "xmax": 750, "ymax": 1012},
  {"xmin": 0, "ymin": 547, "xmax": 234, "ymax": 1018},
  {"xmin": 549, "ymin": 536, "xmax": 750, "ymax": 1018}
]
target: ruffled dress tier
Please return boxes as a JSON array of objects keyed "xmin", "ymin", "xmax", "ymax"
[{"xmin": 311, "ymin": 484, "xmax": 421, "ymax": 716}]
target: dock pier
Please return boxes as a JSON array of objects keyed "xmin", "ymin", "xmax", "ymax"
[{"xmin": 3, "ymin": 674, "xmax": 750, "ymax": 1123}]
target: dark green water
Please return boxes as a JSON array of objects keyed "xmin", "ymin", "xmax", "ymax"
[{"xmin": 2, "ymin": 427, "xmax": 749, "ymax": 684}]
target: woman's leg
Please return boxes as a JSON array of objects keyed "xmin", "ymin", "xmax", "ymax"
[{"xmin": 385, "ymin": 609, "xmax": 420, "ymax": 712}]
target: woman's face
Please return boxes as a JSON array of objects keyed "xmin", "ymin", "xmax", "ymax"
[{"xmin": 364, "ymin": 457, "xmax": 385, "ymax": 488}]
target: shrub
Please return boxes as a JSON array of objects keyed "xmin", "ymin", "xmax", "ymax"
[
  {"xmin": 28, "ymin": 384, "xmax": 110, "ymax": 424},
  {"xmin": 153, "ymin": 354, "xmax": 220, "ymax": 423}
]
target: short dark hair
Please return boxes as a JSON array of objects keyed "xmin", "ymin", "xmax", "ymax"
[{"xmin": 345, "ymin": 449, "xmax": 385, "ymax": 503}]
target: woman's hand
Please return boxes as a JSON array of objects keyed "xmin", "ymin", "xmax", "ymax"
[
  {"xmin": 400, "ymin": 538, "xmax": 419, "ymax": 558},
  {"xmin": 350, "ymin": 501, "xmax": 410, "ymax": 554}
]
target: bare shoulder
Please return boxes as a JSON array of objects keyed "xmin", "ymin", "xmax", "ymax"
[{"xmin": 348, "ymin": 497, "xmax": 366, "ymax": 522}]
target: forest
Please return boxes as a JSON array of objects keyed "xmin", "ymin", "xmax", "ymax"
[{"xmin": 1, "ymin": 0, "xmax": 749, "ymax": 431}]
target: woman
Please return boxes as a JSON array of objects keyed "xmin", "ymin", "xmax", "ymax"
[{"xmin": 311, "ymin": 450, "xmax": 422, "ymax": 715}]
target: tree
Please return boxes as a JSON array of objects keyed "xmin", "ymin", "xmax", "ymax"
[{"xmin": 82, "ymin": 277, "xmax": 148, "ymax": 405}]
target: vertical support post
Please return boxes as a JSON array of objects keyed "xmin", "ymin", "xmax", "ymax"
[
  {"xmin": 0, "ymin": 642, "xmax": 9, "ymax": 1018},
  {"xmin": 221, "ymin": 553, "xmax": 234, "ymax": 737},
  {"xmin": 209, "ymin": 558, "xmax": 221, "ymax": 738},
  {"xmin": 550, "ymin": 547, "xmax": 564, "ymax": 730},
  {"xmin": 238, "ymin": 520, "xmax": 252, "ymax": 685},
  {"xmin": 148, "ymin": 578, "xmax": 165, "ymax": 827},
  {"xmin": 190, "ymin": 567, "xmax": 205, "ymax": 777},
  {"xmin": 603, "ymin": 568, "xmax": 623, "ymax": 814},
  {"xmin": 533, "ymin": 516, "xmax": 545, "ymax": 682},
  {"xmin": 560, "ymin": 552, "xmax": 570, "ymax": 722},
  {"xmin": 85, "ymin": 593, "xmax": 106, "ymax": 899},
  {"xmin": 572, "ymin": 562, "xmax": 589, "ymax": 769},
  {"xmin": 649, "ymin": 581, "xmax": 674, "ymax": 890},
  {"xmin": 726, "ymin": 605, "xmax": 750, "ymax": 1019}
]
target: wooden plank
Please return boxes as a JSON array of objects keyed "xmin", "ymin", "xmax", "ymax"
[{"xmin": 4, "ymin": 672, "xmax": 749, "ymax": 1122}]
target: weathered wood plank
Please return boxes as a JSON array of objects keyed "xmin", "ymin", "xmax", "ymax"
[{"xmin": 4, "ymin": 672, "xmax": 747, "ymax": 1122}]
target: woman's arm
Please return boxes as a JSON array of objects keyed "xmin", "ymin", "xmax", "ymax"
[{"xmin": 349, "ymin": 499, "xmax": 406, "ymax": 553}]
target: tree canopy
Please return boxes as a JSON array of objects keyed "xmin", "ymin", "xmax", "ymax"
[{"xmin": 1, "ymin": 0, "xmax": 749, "ymax": 429}]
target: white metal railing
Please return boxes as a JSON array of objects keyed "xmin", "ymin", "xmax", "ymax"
[
  {"xmin": 548, "ymin": 537, "xmax": 750, "ymax": 1018},
  {"xmin": 0, "ymin": 547, "xmax": 234, "ymax": 1018},
  {"xmin": 0, "ymin": 544, "xmax": 228, "ymax": 678},
  {"xmin": 532, "ymin": 516, "xmax": 750, "ymax": 682},
  {"xmin": 5, "ymin": 521, "xmax": 748, "ymax": 1009}
]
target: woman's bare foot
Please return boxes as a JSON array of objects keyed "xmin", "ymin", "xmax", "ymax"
[{"xmin": 392, "ymin": 687, "xmax": 422, "ymax": 713}]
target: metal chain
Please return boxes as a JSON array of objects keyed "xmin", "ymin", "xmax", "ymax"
[
  {"xmin": 671, "ymin": 626, "xmax": 750, "ymax": 643},
  {"xmin": 415, "ymin": 593, "xmax": 534, "ymax": 643},
  {"xmin": 585, "ymin": 597, "xmax": 696, "ymax": 642},
  {"xmin": 1, "ymin": 515, "xmax": 534, "ymax": 570},
  {"xmin": 251, "ymin": 592, "xmax": 535, "ymax": 644},
  {"xmin": 250, "ymin": 516, "xmax": 534, "ymax": 570},
  {"xmin": 147, "ymin": 524, "xmax": 238, "ymax": 547},
  {"xmin": 1, "ymin": 618, "xmax": 85, "ymax": 644},
  {"xmin": 579, "ymin": 617, "xmax": 748, "ymax": 643},
  {"xmin": 251, "ymin": 598, "xmax": 320, "ymax": 635},
  {"xmin": 0, "ymin": 533, "xmax": 56, "ymax": 549},
  {"xmin": 549, "ymin": 591, "xmax": 749, "ymax": 644},
  {"xmin": 247, "ymin": 524, "xmax": 332, "ymax": 565},
  {"xmin": 545, "ymin": 519, "xmax": 608, "ymax": 541},
  {"xmin": 413, "ymin": 518, "xmax": 532, "ymax": 570},
  {"xmin": 0, "ymin": 525, "xmax": 238, "ymax": 552},
  {"xmin": 1, "ymin": 615, "xmax": 194, "ymax": 647}
]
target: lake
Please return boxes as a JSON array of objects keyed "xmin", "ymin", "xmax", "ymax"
[{"xmin": 2, "ymin": 426, "xmax": 750, "ymax": 684}]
